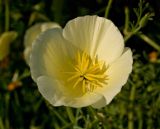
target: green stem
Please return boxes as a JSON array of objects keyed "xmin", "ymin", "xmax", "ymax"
[
  {"xmin": 137, "ymin": 33, "xmax": 160, "ymax": 51},
  {"xmin": 53, "ymin": 120, "xmax": 61, "ymax": 129},
  {"xmin": 0, "ymin": 117, "xmax": 5, "ymax": 129},
  {"xmin": 5, "ymin": 0, "xmax": 9, "ymax": 31},
  {"xmin": 147, "ymin": 111, "xmax": 153, "ymax": 129},
  {"xmin": 5, "ymin": 93, "xmax": 10, "ymax": 129},
  {"xmin": 66, "ymin": 107, "xmax": 75, "ymax": 123},
  {"xmin": 52, "ymin": 109, "xmax": 68, "ymax": 125},
  {"xmin": 75, "ymin": 108, "xmax": 81, "ymax": 125},
  {"xmin": 61, "ymin": 123, "xmax": 73, "ymax": 129},
  {"xmin": 0, "ymin": 0, "xmax": 2, "ymax": 13},
  {"xmin": 19, "ymin": 70, "xmax": 31, "ymax": 80},
  {"xmin": 124, "ymin": 26, "xmax": 141, "ymax": 42},
  {"xmin": 128, "ymin": 83, "xmax": 136, "ymax": 129},
  {"xmin": 104, "ymin": 0, "xmax": 113, "ymax": 18},
  {"xmin": 136, "ymin": 0, "xmax": 143, "ymax": 27},
  {"xmin": 0, "ymin": 0, "xmax": 2, "ymax": 33},
  {"xmin": 88, "ymin": 106, "xmax": 98, "ymax": 119},
  {"xmin": 124, "ymin": 6, "xmax": 129, "ymax": 35},
  {"xmin": 137, "ymin": 107, "xmax": 143, "ymax": 129}
]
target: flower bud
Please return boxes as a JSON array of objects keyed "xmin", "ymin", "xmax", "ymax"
[{"xmin": 0, "ymin": 31, "xmax": 17, "ymax": 61}]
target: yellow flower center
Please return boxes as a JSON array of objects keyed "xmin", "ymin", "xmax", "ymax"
[{"xmin": 67, "ymin": 51, "xmax": 108, "ymax": 93}]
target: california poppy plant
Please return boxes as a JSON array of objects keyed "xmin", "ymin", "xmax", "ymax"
[{"xmin": 30, "ymin": 16, "xmax": 133, "ymax": 108}]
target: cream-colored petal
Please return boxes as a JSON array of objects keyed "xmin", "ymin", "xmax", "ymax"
[
  {"xmin": 37, "ymin": 76, "xmax": 103, "ymax": 108},
  {"xmin": 24, "ymin": 24, "xmax": 42, "ymax": 64},
  {"xmin": 37, "ymin": 76, "xmax": 64, "ymax": 106},
  {"xmin": 97, "ymin": 48, "xmax": 133, "ymax": 105},
  {"xmin": 41, "ymin": 22, "xmax": 61, "ymax": 32},
  {"xmin": 96, "ymin": 21, "xmax": 124, "ymax": 63},
  {"xmin": 24, "ymin": 22, "xmax": 61, "ymax": 47},
  {"xmin": 63, "ymin": 92, "xmax": 103, "ymax": 108},
  {"xmin": 24, "ymin": 22, "xmax": 61, "ymax": 64},
  {"xmin": 24, "ymin": 47, "xmax": 31, "ymax": 65},
  {"xmin": 91, "ymin": 96, "xmax": 106, "ymax": 108},
  {"xmin": 30, "ymin": 28, "xmax": 76, "ymax": 81},
  {"xmin": 24, "ymin": 23, "xmax": 42, "ymax": 47},
  {"xmin": 63, "ymin": 15, "xmax": 124, "ymax": 63}
]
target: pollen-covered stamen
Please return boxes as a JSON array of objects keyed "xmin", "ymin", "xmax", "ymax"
[{"xmin": 67, "ymin": 51, "xmax": 108, "ymax": 93}]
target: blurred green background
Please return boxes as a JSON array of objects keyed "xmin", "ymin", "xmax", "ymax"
[{"xmin": 0, "ymin": 0, "xmax": 160, "ymax": 129}]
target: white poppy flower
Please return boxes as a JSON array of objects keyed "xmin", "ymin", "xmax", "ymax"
[
  {"xmin": 24, "ymin": 22, "xmax": 61, "ymax": 64},
  {"xmin": 30, "ymin": 16, "xmax": 133, "ymax": 108}
]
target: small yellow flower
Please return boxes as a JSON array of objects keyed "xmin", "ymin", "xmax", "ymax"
[
  {"xmin": 30, "ymin": 16, "xmax": 133, "ymax": 108},
  {"xmin": 0, "ymin": 31, "xmax": 17, "ymax": 61},
  {"xmin": 24, "ymin": 22, "xmax": 61, "ymax": 64}
]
